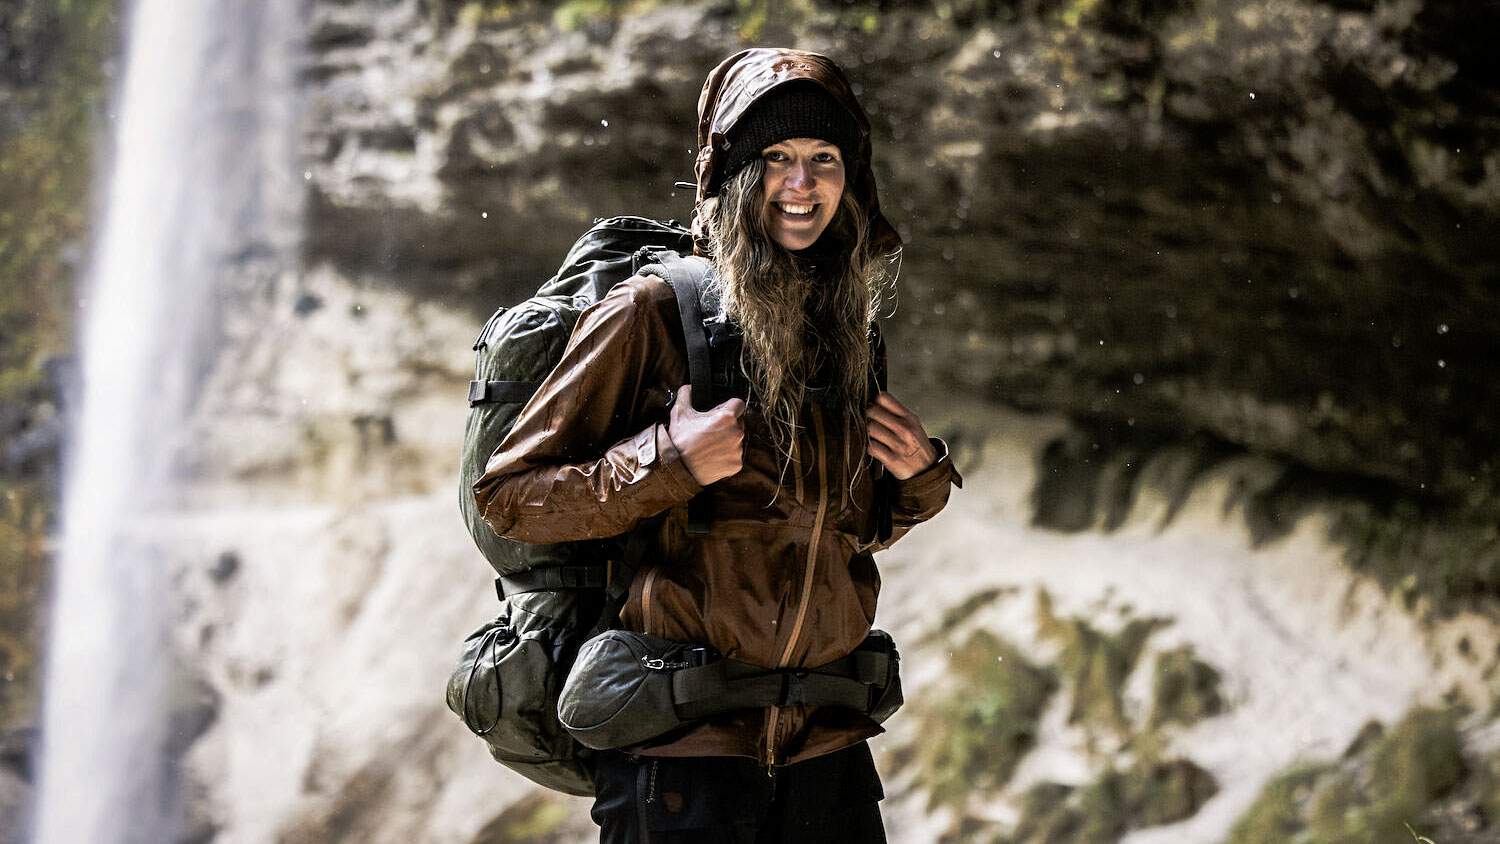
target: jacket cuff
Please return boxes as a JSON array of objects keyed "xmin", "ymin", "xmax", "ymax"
[
  {"xmin": 896, "ymin": 437, "xmax": 963, "ymax": 498},
  {"xmin": 654, "ymin": 422, "xmax": 704, "ymax": 500}
]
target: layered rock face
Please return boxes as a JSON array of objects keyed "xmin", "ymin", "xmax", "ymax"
[
  {"xmin": 302, "ymin": 0, "xmax": 1500, "ymax": 535},
  {"xmin": 181, "ymin": 2, "xmax": 1486, "ymax": 842},
  {"xmin": 6, "ymin": 1, "xmax": 1499, "ymax": 843}
]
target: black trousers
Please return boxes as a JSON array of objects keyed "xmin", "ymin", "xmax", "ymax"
[{"xmin": 590, "ymin": 742, "xmax": 888, "ymax": 844}]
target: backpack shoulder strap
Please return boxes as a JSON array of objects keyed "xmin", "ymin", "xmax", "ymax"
[
  {"xmin": 655, "ymin": 254, "xmax": 715, "ymax": 412},
  {"xmin": 634, "ymin": 250, "xmax": 717, "ymax": 534}
]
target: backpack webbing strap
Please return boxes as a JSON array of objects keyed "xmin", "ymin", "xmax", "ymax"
[
  {"xmin": 469, "ymin": 379, "xmax": 542, "ymax": 406},
  {"xmin": 661, "ymin": 260, "xmax": 714, "ymax": 412},
  {"xmin": 495, "ymin": 564, "xmax": 608, "ymax": 598},
  {"xmin": 580, "ymin": 511, "xmax": 669, "ymax": 639},
  {"xmin": 655, "ymin": 255, "xmax": 717, "ymax": 535},
  {"xmin": 670, "ymin": 648, "xmax": 893, "ymax": 718}
]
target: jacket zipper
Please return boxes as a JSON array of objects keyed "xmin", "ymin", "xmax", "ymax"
[
  {"xmin": 766, "ymin": 405, "xmax": 832, "ymax": 766},
  {"xmin": 778, "ymin": 405, "xmax": 829, "ymax": 666},
  {"xmin": 764, "ymin": 707, "xmax": 781, "ymax": 769}
]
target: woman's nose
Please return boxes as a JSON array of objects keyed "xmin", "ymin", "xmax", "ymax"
[{"xmin": 785, "ymin": 160, "xmax": 812, "ymax": 189}]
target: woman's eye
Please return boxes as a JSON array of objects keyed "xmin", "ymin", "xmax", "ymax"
[{"xmin": 764, "ymin": 150, "xmax": 787, "ymax": 162}]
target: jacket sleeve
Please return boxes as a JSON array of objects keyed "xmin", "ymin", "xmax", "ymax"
[
  {"xmin": 472, "ymin": 277, "xmax": 703, "ymax": 544},
  {"xmin": 875, "ymin": 437, "xmax": 962, "ymax": 551}
]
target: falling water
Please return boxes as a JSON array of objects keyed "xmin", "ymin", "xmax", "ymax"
[{"xmin": 33, "ymin": 0, "xmax": 302, "ymax": 841}]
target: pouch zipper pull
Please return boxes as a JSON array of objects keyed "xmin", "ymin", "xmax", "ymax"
[{"xmin": 642, "ymin": 656, "xmax": 691, "ymax": 671}]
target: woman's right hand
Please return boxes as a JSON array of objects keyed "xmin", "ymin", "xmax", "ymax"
[{"xmin": 667, "ymin": 384, "xmax": 746, "ymax": 486}]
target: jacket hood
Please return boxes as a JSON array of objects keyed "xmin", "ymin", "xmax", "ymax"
[{"xmin": 692, "ymin": 48, "xmax": 902, "ymax": 256}]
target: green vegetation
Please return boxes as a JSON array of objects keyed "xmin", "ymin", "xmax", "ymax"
[
  {"xmin": 0, "ymin": 1, "xmax": 110, "ymax": 391},
  {"xmin": 0, "ymin": 494, "xmax": 47, "ymax": 720},
  {"xmin": 950, "ymin": 759, "xmax": 1217, "ymax": 844},
  {"xmin": 1147, "ymin": 645, "xmax": 1224, "ymax": 730},
  {"xmin": 469, "ymin": 791, "xmax": 573, "ymax": 844},
  {"xmin": 911, "ymin": 629, "xmax": 1060, "ymax": 810},
  {"xmin": 1226, "ymin": 707, "xmax": 1470, "ymax": 844},
  {"xmin": 0, "ymin": 0, "xmax": 116, "ymax": 730},
  {"xmin": 553, "ymin": 0, "xmax": 619, "ymax": 31},
  {"xmin": 920, "ymin": 591, "xmax": 1229, "ymax": 843},
  {"xmin": 1036, "ymin": 589, "xmax": 1168, "ymax": 736},
  {"xmin": 1329, "ymin": 494, "xmax": 1500, "ymax": 613},
  {"xmin": 929, "ymin": 586, "xmax": 1007, "ymax": 639},
  {"xmin": 1224, "ymin": 763, "xmax": 1334, "ymax": 844},
  {"xmin": 436, "ymin": 0, "xmax": 665, "ymax": 32}
]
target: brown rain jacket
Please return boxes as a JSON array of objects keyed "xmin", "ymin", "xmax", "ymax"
[{"xmin": 473, "ymin": 50, "xmax": 960, "ymax": 766}]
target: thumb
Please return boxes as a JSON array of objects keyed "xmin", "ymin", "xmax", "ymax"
[{"xmin": 675, "ymin": 383, "xmax": 696, "ymax": 412}]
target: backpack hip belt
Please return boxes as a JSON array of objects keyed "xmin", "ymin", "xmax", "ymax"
[{"xmin": 557, "ymin": 629, "xmax": 903, "ymax": 751}]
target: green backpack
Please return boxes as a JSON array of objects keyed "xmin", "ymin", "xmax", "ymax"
[
  {"xmin": 448, "ymin": 216, "xmax": 718, "ymax": 796},
  {"xmin": 447, "ymin": 216, "xmax": 902, "ymax": 796}
]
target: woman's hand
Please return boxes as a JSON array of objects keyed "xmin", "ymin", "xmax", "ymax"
[
  {"xmin": 866, "ymin": 391, "xmax": 938, "ymax": 480},
  {"xmin": 668, "ymin": 384, "xmax": 746, "ymax": 486}
]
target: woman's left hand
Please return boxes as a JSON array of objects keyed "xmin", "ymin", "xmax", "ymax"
[{"xmin": 865, "ymin": 391, "xmax": 938, "ymax": 480}]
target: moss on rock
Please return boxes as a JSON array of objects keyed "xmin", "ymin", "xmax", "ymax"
[
  {"xmin": 468, "ymin": 791, "xmax": 573, "ymax": 844},
  {"xmin": 911, "ymin": 629, "xmax": 1060, "ymax": 810},
  {"xmin": 1147, "ymin": 645, "xmax": 1224, "ymax": 730},
  {"xmin": 0, "ymin": 0, "xmax": 114, "ymax": 733},
  {"xmin": 991, "ymin": 758, "xmax": 1219, "ymax": 844},
  {"xmin": 1036, "ymin": 591, "xmax": 1168, "ymax": 736},
  {"xmin": 1226, "ymin": 707, "xmax": 1472, "ymax": 844}
]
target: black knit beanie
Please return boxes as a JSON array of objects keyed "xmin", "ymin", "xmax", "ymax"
[{"xmin": 718, "ymin": 81, "xmax": 862, "ymax": 192}]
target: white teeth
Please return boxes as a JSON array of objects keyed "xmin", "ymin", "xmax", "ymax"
[{"xmin": 779, "ymin": 203, "xmax": 814, "ymax": 215}]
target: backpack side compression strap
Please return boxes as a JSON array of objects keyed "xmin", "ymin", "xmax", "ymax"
[
  {"xmin": 496, "ymin": 564, "xmax": 608, "ymax": 598},
  {"xmin": 468, "ymin": 379, "xmax": 542, "ymax": 406}
]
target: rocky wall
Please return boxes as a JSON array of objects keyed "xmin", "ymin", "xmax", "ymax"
[{"xmin": 299, "ymin": 0, "xmax": 1500, "ymax": 600}]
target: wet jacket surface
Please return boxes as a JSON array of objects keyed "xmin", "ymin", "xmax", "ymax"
[{"xmin": 472, "ymin": 276, "xmax": 958, "ymax": 765}]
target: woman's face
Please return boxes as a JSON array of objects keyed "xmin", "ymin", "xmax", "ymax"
[{"xmin": 759, "ymin": 138, "xmax": 846, "ymax": 252}]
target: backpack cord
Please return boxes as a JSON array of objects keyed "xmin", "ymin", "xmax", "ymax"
[{"xmin": 464, "ymin": 623, "xmax": 510, "ymax": 735}]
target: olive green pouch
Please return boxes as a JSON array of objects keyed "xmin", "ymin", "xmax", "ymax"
[
  {"xmin": 557, "ymin": 629, "xmax": 904, "ymax": 751},
  {"xmin": 446, "ymin": 590, "xmax": 601, "ymax": 796}
]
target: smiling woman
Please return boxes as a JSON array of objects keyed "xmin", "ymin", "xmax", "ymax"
[
  {"xmin": 470, "ymin": 47, "xmax": 962, "ymax": 844},
  {"xmin": 704, "ymin": 78, "xmax": 862, "ymax": 253},
  {"xmin": 760, "ymin": 138, "xmax": 846, "ymax": 251}
]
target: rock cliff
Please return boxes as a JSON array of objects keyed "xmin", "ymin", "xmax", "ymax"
[{"xmin": 4, "ymin": 1, "xmax": 1499, "ymax": 842}]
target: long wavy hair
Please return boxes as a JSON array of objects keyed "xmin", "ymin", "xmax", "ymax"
[{"xmin": 697, "ymin": 157, "xmax": 892, "ymax": 469}]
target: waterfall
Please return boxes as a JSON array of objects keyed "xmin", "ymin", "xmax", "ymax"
[{"xmin": 33, "ymin": 0, "xmax": 302, "ymax": 841}]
